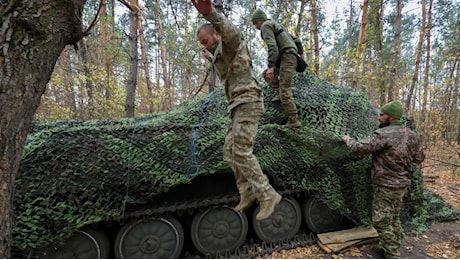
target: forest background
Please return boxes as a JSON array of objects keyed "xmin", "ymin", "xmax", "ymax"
[{"xmin": 37, "ymin": 0, "xmax": 459, "ymax": 149}]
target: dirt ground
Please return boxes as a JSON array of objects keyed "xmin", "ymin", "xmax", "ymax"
[{"xmin": 262, "ymin": 144, "xmax": 460, "ymax": 259}]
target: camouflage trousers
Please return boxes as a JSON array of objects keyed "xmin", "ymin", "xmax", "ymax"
[
  {"xmin": 372, "ymin": 185, "xmax": 408, "ymax": 259},
  {"xmin": 263, "ymin": 48, "xmax": 299, "ymax": 117},
  {"xmin": 223, "ymin": 102, "xmax": 273, "ymax": 199}
]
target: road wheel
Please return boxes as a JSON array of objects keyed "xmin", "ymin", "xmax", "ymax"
[
  {"xmin": 191, "ymin": 206, "xmax": 248, "ymax": 254},
  {"xmin": 114, "ymin": 217, "xmax": 184, "ymax": 258}
]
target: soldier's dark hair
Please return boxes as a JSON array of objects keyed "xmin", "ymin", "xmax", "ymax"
[{"xmin": 197, "ymin": 23, "xmax": 216, "ymax": 36}]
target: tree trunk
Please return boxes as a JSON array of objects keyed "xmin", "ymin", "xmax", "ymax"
[
  {"xmin": 352, "ymin": 0, "xmax": 369, "ymax": 89},
  {"xmin": 310, "ymin": 0, "xmax": 320, "ymax": 75},
  {"xmin": 451, "ymin": 52, "xmax": 459, "ymax": 144},
  {"xmin": 420, "ymin": 0, "xmax": 433, "ymax": 133},
  {"xmin": 388, "ymin": 0, "xmax": 403, "ymax": 101},
  {"xmin": 345, "ymin": 0, "xmax": 354, "ymax": 87},
  {"xmin": 155, "ymin": 0, "xmax": 171, "ymax": 111},
  {"xmin": 125, "ymin": 2, "xmax": 139, "ymax": 118},
  {"xmin": 101, "ymin": 0, "xmax": 115, "ymax": 102},
  {"xmin": 406, "ymin": 0, "xmax": 426, "ymax": 110},
  {"xmin": 375, "ymin": 0, "xmax": 386, "ymax": 105},
  {"xmin": 78, "ymin": 39, "xmax": 95, "ymax": 117},
  {"xmin": 295, "ymin": 0, "xmax": 307, "ymax": 37},
  {"xmin": 61, "ymin": 48, "xmax": 77, "ymax": 117},
  {"xmin": 0, "ymin": 0, "xmax": 85, "ymax": 257},
  {"xmin": 138, "ymin": 19, "xmax": 155, "ymax": 113}
]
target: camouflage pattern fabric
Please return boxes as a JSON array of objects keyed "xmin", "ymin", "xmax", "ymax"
[
  {"xmin": 372, "ymin": 186, "xmax": 407, "ymax": 259},
  {"xmin": 345, "ymin": 121, "xmax": 425, "ymax": 258},
  {"xmin": 345, "ymin": 122, "xmax": 425, "ymax": 188},
  {"xmin": 223, "ymin": 102, "xmax": 274, "ymax": 200},
  {"xmin": 18, "ymin": 68, "xmax": 428, "ymax": 255},
  {"xmin": 263, "ymin": 50, "xmax": 299, "ymax": 117},
  {"xmin": 259, "ymin": 19, "xmax": 298, "ymax": 68},
  {"xmin": 277, "ymin": 49, "xmax": 298, "ymax": 116},
  {"xmin": 204, "ymin": 8, "xmax": 263, "ymax": 113},
  {"xmin": 204, "ymin": 9, "xmax": 279, "ymax": 204}
]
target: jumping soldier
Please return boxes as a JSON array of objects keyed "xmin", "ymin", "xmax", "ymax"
[
  {"xmin": 342, "ymin": 101, "xmax": 425, "ymax": 258},
  {"xmin": 191, "ymin": 0, "xmax": 282, "ymax": 221},
  {"xmin": 251, "ymin": 8, "xmax": 303, "ymax": 128}
]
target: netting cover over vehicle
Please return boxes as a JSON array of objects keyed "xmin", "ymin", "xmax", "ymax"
[{"xmin": 13, "ymin": 71, "xmax": 422, "ymax": 253}]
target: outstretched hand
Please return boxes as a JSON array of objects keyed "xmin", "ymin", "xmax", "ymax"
[{"xmin": 191, "ymin": 0, "xmax": 212, "ymax": 15}]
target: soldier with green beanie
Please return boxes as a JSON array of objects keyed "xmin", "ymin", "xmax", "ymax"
[
  {"xmin": 380, "ymin": 100, "xmax": 403, "ymax": 119},
  {"xmin": 191, "ymin": 0, "xmax": 282, "ymax": 221},
  {"xmin": 341, "ymin": 100, "xmax": 425, "ymax": 258},
  {"xmin": 251, "ymin": 8, "xmax": 303, "ymax": 128}
]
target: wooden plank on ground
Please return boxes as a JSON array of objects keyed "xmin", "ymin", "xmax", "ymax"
[
  {"xmin": 318, "ymin": 237, "xmax": 379, "ymax": 253},
  {"xmin": 318, "ymin": 239, "xmax": 363, "ymax": 253},
  {"xmin": 317, "ymin": 226, "xmax": 378, "ymax": 244}
]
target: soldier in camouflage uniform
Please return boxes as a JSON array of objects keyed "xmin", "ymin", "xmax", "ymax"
[
  {"xmin": 342, "ymin": 101, "xmax": 425, "ymax": 258},
  {"xmin": 191, "ymin": 0, "xmax": 282, "ymax": 221},
  {"xmin": 251, "ymin": 9, "xmax": 303, "ymax": 128}
]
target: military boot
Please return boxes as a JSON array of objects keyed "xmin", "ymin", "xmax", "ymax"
[
  {"xmin": 285, "ymin": 114, "xmax": 301, "ymax": 128},
  {"xmin": 235, "ymin": 191, "xmax": 256, "ymax": 212},
  {"xmin": 256, "ymin": 188, "xmax": 282, "ymax": 221}
]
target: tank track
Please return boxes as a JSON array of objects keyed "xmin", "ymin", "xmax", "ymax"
[
  {"xmin": 123, "ymin": 188, "xmax": 318, "ymax": 258},
  {"xmin": 199, "ymin": 233, "xmax": 318, "ymax": 259}
]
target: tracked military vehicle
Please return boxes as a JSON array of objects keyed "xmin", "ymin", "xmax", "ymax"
[{"xmin": 12, "ymin": 71, "xmax": 423, "ymax": 258}]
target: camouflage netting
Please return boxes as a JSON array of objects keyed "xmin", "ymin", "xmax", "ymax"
[{"xmin": 13, "ymin": 71, "xmax": 423, "ymax": 254}]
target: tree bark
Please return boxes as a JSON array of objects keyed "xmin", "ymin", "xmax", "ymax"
[
  {"xmin": 125, "ymin": 2, "xmax": 139, "ymax": 118},
  {"xmin": 345, "ymin": 0, "xmax": 354, "ymax": 87},
  {"xmin": 352, "ymin": 0, "xmax": 369, "ymax": 89},
  {"xmin": 388, "ymin": 0, "xmax": 403, "ymax": 101},
  {"xmin": 374, "ymin": 0, "xmax": 386, "ymax": 105},
  {"xmin": 0, "ymin": 0, "xmax": 85, "ymax": 257},
  {"xmin": 155, "ymin": 0, "xmax": 171, "ymax": 111},
  {"xmin": 406, "ymin": 0, "xmax": 426, "ymax": 110},
  {"xmin": 295, "ymin": 0, "xmax": 307, "ymax": 37},
  {"xmin": 138, "ymin": 19, "xmax": 155, "ymax": 113},
  {"xmin": 310, "ymin": 0, "xmax": 320, "ymax": 75},
  {"xmin": 61, "ymin": 48, "xmax": 77, "ymax": 117},
  {"xmin": 78, "ymin": 39, "xmax": 95, "ymax": 118},
  {"xmin": 420, "ymin": 0, "xmax": 433, "ymax": 132},
  {"xmin": 451, "ymin": 52, "xmax": 459, "ymax": 144},
  {"xmin": 101, "ymin": 0, "xmax": 115, "ymax": 102}
]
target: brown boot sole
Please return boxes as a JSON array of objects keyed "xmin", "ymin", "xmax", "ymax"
[
  {"xmin": 256, "ymin": 193, "xmax": 282, "ymax": 221},
  {"xmin": 235, "ymin": 198, "xmax": 256, "ymax": 212}
]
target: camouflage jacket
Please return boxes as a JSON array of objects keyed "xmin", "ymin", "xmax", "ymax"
[
  {"xmin": 204, "ymin": 9, "xmax": 264, "ymax": 113},
  {"xmin": 345, "ymin": 122, "xmax": 425, "ymax": 188},
  {"xmin": 260, "ymin": 19, "xmax": 302, "ymax": 68}
]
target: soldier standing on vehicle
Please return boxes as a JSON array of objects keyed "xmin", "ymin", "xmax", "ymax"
[
  {"xmin": 251, "ymin": 8, "xmax": 303, "ymax": 128},
  {"xmin": 342, "ymin": 100, "xmax": 425, "ymax": 258},
  {"xmin": 191, "ymin": 0, "xmax": 282, "ymax": 221}
]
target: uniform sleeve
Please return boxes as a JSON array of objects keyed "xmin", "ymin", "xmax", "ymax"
[
  {"xmin": 204, "ymin": 8, "xmax": 241, "ymax": 55},
  {"xmin": 346, "ymin": 132, "xmax": 386, "ymax": 156},
  {"xmin": 261, "ymin": 23, "xmax": 279, "ymax": 68},
  {"xmin": 291, "ymin": 34, "xmax": 303, "ymax": 55}
]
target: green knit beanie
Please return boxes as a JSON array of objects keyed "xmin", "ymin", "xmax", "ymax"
[
  {"xmin": 380, "ymin": 101, "xmax": 403, "ymax": 119},
  {"xmin": 251, "ymin": 9, "xmax": 267, "ymax": 23}
]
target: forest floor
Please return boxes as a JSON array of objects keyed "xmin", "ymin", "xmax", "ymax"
[{"xmin": 261, "ymin": 143, "xmax": 460, "ymax": 259}]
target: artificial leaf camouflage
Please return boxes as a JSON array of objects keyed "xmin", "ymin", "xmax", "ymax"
[{"xmin": 12, "ymin": 71, "xmax": 424, "ymax": 254}]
